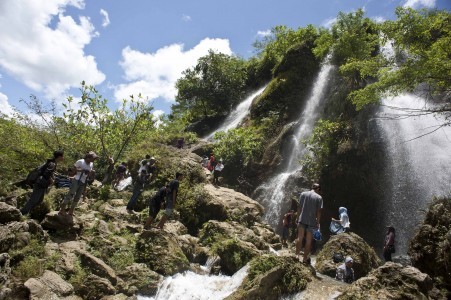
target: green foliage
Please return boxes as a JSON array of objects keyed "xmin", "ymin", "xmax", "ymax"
[
  {"xmin": 350, "ymin": 8, "xmax": 451, "ymax": 112},
  {"xmin": 301, "ymin": 120, "xmax": 348, "ymax": 180},
  {"xmin": 68, "ymin": 258, "xmax": 88, "ymax": 289},
  {"xmin": 12, "ymin": 256, "xmax": 43, "ymax": 280},
  {"xmin": 212, "ymin": 238, "xmax": 256, "ymax": 275},
  {"xmin": 254, "ymin": 25, "xmax": 319, "ymax": 74},
  {"xmin": 213, "ymin": 126, "xmax": 263, "ymax": 167},
  {"xmin": 173, "ymin": 50, "xmax": 247, "ymax": 121}
]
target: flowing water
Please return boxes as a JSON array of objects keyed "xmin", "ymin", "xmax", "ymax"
[
  {"xmin": 253, "ymin": 61, "xmax": 333, "ymax": 228},
  {"xmin": 203, "ymin": 85, "xmax": 267, "ymax": 140},
  {"xmin": 376, "ymin": 94, "xmax": 451, "ymax": 253},
  {"xmin": 139, "ymin": 265, "xmax": 249, "ymax": 300}
]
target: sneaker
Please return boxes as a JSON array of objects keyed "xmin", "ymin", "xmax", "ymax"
[{"xmin": 126, "ymin": 209, "xmax": 135, "ymax": 214}]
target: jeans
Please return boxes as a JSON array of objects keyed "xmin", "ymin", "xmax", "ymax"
[
  {"xmin": 20, "ymin": 185, "xmax": 46, "ymax": 215},
  {"xmin": 61, "ymin": 178, "xmax": 86, "ymax": 209},
  {"xmin": 126, "ymin": 182, "xmax": 144, "ymax": 210}
]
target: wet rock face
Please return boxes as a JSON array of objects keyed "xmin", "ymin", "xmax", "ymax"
[
  {"xmin": 117, "ymin": 263, "xmax": 163, "ymax": 296},
  {"xmin": 409, "ymin": 197, "xmax": 451, "ymax": 294},
  {"xmin": 315, "ymin": 232, "xmax": 381, "ymax": 280},
  {"xmin": 338, "ymin": 262, "xmax": 434, "ymax": 300}
]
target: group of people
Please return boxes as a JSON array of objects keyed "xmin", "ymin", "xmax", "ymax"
[
  {"xmin": 20, "ymin": 150, "xmax": 183, "ymax": 230},
  {"xmin": 286, "ymin": 182, "xmax": 396, "ymax": 284},
  {"xmin": 201, "ymin": 153, "xmax": 224, "ymax": 185}
]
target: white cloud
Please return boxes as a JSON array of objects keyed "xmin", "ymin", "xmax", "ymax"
[
  {"xmin": 0, "ymin": 92, "xmax": 15, "ymax": 117},
  {"xmin": 100, "ymin": 9, "xmax": 110, "ymax": 27},
  {"xmin": 152, "ymin": 109, "xmax": 164, "ymax": 127},
  {"xmin": 256, "ymin": 30, "xmax": 271, "ymax": 37},
  {"xmin": 182, "ymin": 14, "xmax": 191, "ymax": 22},
  {"xmin": 114, "ymin": 38, "xmax": 233, "ymax": 103},
  {"xmin": 322, "ymin": 17, "xmax": 337, "ymax": 28},
  {"xmin": 0, "ymin": 0, "xmax": 105, "ymax": 101},
  {"xmin": 403, "ymin": 0, "xmax": 436, "ymax": 8},
  {"xmin": 372, "ymin": 16, "xmax": 386, "ymax": 23}
]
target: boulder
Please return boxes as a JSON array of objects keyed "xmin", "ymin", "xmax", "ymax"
[
  {"xmin": 213, "ymin": 238, "xmax": 260, "ymax": 275},
  {"xmin": 98, "ymin": 203, "xmax": 140, "ymax": 224},
  {"xmin": 225, "ymin": 255, "xmax": 314, "ymax": 300},
  {"xmin": 40, "ymin": 211, "xmax": 83, "ymax": 234},
  {"xmin": 57, "ymin": 241, "xmax": 88, "ymax": 275},
  {"xmin": 201, "ymin": 185, "xmax": 264, "ymax": 226},
  {"xmin": 135, "ymin": 229, "xmax": 189, "ymax": 276},
  {"xmin": 117, "ymin": 263, "xmax": 163, "ymax": 296},
  {"xmin": 409, "ymin": 197, "xmax": 451, "ymax": 294},
  {"xmin": 77, "ymin": 250, "xmax": 118, "ymax": 285},
  {"xmin": 0, "ymin": 220, "xmax": 46, "ymax": 253},
  {"xmin": 338, "ymin": 262, "xmax": 434, "ymax": 299},
  {"xmin": 0, "ymin": 202, "xmax": 21, "ymax": 224},
  {"xmin": 77, "ymin": 274, "xmax": 115, "ymax": 300},
  {"xmin": 0, "ymin": 253, "xmax": 11, "ymax": 285},
  {"xmin": 1, "ymin": 195, "xmax": 17, "ymax": 207},
  {"xmin": 24, "ymin": 270, "xmax": 74, "ymax": 299},
  {"xmin": 315, "ymin": 232, "xmax": 381, "ymax": 280}
]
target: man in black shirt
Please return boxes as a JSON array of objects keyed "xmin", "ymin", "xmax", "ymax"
[
  {"xmin": 21, "ymin": 150, "xmax": 64, "ymax": 216},
  {"xmin": 144, "ymin": 185, "xmax": 168, "ymax": 229},
  {"xmin": 157, "ymin": 172, "xmax": 183, "ymax": 229}
]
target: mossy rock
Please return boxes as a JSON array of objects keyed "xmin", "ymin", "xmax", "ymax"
[
  {"xmin": 225, "ymin": 255, "xmax": 314, "ymax": 300},
  {"xmin": 409, "ymin": 197, "xmax": 451, "ymax": 294},
  {"xmin": 338, "ymin": 262, "xmax": 434, "ymax": 300},
  {"xmin": 315, "ymin": 232, "xmax": 381, "ymax": 280},
  {"xmin": 117, "ymin": 263, "xmax": 163, "ymax": 296},
  {"xmin": 135, "ymin": 229, "xmax": 189, "ymax": 276},
  {"xmin": 212, "ymin": 238, "xmax": 259, "ymax": 276}
]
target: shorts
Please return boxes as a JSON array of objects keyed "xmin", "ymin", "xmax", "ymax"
[
  {"xmin": 164, "ymin": 208, "xmax": 173, "ymax": 217},
  {"xmin": 297, "ymin": 222, "xmax": 317, "ymax": 234}
]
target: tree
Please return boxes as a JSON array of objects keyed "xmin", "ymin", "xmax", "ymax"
[{"xmin": 173, "ymin": 50, "xmax": 247, "ymax": 121}]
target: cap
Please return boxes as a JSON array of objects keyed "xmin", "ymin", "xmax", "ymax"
[{"xmin": 345, "ymin": 257, "xmax": 353, "ymax": 263}]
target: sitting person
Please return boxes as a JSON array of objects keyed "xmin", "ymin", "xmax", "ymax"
[
  {"xmin": 330, "ymin": 207, "xmax": 350, "ymax": 234},
  {"xmin": 335, "ymin": 256, "xmax": 355, "ymax": 283}
]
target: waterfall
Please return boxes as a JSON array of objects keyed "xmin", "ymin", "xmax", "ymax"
[
  {"xmin": 203, "ymin": 85, "xmax": 267, "ymax": 140},
  {"xmin": 376, "ymin": 94, "xmax": 451, "ymax": 253},
  {"xmin": 139, "ymin": 265, "xmax": 249, "ymax": 300},
  {"xmin": 253, "ymin": 60, "xmax": 333, "ymax": 227}
]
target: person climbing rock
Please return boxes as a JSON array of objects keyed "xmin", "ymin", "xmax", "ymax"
[
  {"xmin": 282, "ymin": 209, "xmax": 295, "ymax": 247},
  {"xmin": 335, "ymin": 256, "xmax": 355, "ymax": 283},
  {"xmin": 144, "ymin": 184, "xmax": 168, "ymax": 229},
  {"xmin": 59, "ymin": 151, "xmax": 97, "ymax": 216},
  {"xmin": 157, "ymin": 172, "xmax": 183, "ymax": 229},
  {"xmin": 383, "ymin": 225, "xmax": 396, "ymax": 262},
  {"xmin": 296, "ymin": 183, "xmax": 323, "ymax": 264},
  {"xmin": 330, "ymin": 206, "xmax": 350, "ymax": 234},
  {"xmin": 126, "ymin": 168, "xmax": 150, "ymax": 213},
  {"xmin": 21, "ymin": 150, "xmax": 64, "ymax": 216},
  {"xmin": 112, "ymin": 162, "xmax": 128, "ymax": 189}
]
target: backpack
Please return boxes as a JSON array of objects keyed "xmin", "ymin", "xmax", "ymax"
[
  {"xmin": 333, "ymin": 252, "xmax": 344, "ymax": 263},
  {"xmin": 25, "ymin": 163, "xmax": 46, "ymax": 188}
]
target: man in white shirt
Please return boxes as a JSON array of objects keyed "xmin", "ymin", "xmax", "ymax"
[
  {"xmin": 213, "ymin": 159, "xmax": 224, "ymax": 185},
  {"xmin": 59, "ymin": 151, "xmax": 98, "ymax": 216}
]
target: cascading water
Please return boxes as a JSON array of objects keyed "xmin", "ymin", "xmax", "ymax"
[
  {"xmin": 139, "ymin": 265, "xmax": 249, "ymax": 300},
  {"xmin": 203, "ymin": 85, "xmax": 267, "ymax": 140},
  {"xmin": 253, "ymin": 60, "xmax": 333, "ymax": 227},
  {"xmin": 376, "ymin": 94, "xmax": 451, "ymax": 253}
]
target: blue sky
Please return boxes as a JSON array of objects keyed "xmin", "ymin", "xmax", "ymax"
[{"xmin": 0, "ymin": 0, "xmax": 450, "ymax": 118}]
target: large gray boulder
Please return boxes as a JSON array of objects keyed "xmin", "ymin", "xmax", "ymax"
[
  {"xmin": 77, "ymin": 250, "xmax": 118, "ymax": 285},
  {"xmin": 40, "ymin": 211, "xmax": 82, "ymax": 234},
  {"xmin": 77, "ymin": 274, "xmax": 115, "ymax": 300},
  {"xmin": 315, "ymin": 232, "xmax": 381, "ymax": 280},
  {"xmin": 0, "ymin": 202, "xmax": 21, "ymax": 224},
  {"xmin": 24, "ymin": 270, "xmax": 74, "ymax": 299},
  {"xmin": 0, "ymin": 220, "xmax": 46, "ymax": 253},
  {"xmin": 117, "ymin": 263, "xmax": 163, "ymax": 296},
  {"xmin": 338, "ymin": 262, "xmax": 434, "ymax": 299}
]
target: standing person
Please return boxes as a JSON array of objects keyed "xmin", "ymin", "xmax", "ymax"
[
  {"xmin": 147, "ymin": 157, "xmax": 157, "ymax": 182},
  {"xmin": 126, "ymin": 169, "xmax": 150, "ymax": 213},
  {"xmin": 282, "ymin": 209, "xmax": 295, "ymax": 247},
  {"xmin": 144, "ymin": 185, "xmax": 168, "ymax": 229},
  {"xmin": 138, "ymin": 154, "xmax": 151, "ymax": 174},
  {"xmin": 330, "ymin": 207, "xmax": 351, "ymax": 234},
  {"xmin": 383, "ymin": 226, "xmax": 396, "ymax": 262},
  {"xmin": 207, "ymin": 153, "xmax": 215, "ymax": 172},
  {"xmin": 335, "ymin": 256, "xmax": 355, "ymax": 283},
  {"xmin": 59, "ymin": 151, "xmax": 97, "ymax": 216},
  {"xmin": 213, "ymin": 159, "xmax": 224, "ymax": 185},
  {"xmin": 157, "ymin": 172, "xmax": 183, "ymax": 229},
  {"xmin": 201, "ymin": 155, "xmax": 209, "ymax": 168},
  {"xmin": 295, "ymin": 183, "xmax": 323, "ymax": 264},
  {"xmin": 177, "ymin": 137, "xmax": 185, "ymax": 149},
  {"xmin": 112, "ymin": 162, "xmax": 128, "ymax": 189},
  {"xmin": 21, "ymin": 150, "xmax": 64, "ymax": 216}
]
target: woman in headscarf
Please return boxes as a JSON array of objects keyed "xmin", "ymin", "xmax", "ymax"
[{"xmin": 330, "ymin": 207, "xmax": 350, "ymax": 234}]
